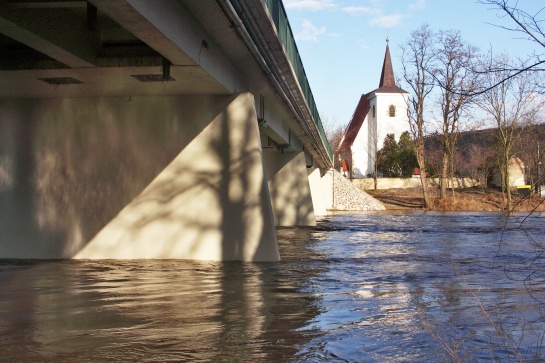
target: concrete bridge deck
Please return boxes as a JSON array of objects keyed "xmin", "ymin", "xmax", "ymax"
[{"xmin": 0, "ymin": 0, "xmax": 333, "ymax": 261}]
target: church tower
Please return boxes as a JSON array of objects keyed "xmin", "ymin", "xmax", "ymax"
[{"xmin": 337, "ymin": 39, "xmax": 410, "ymax": 178}]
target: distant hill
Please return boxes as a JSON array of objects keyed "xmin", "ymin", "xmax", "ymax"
[{"xmin": 423, "ymin": 123, "xmax": 545, "ymax": 178}]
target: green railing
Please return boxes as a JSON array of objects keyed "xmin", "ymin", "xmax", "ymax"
[{"xmin": 264, "ymin": 0, "xmax": 333, "ymax": 162}]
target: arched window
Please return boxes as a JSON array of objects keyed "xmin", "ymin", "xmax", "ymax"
[
  {"xmin": 372, "ymin": 105, "xmax": 376, "ymax": 118},
  {"xmin": 389, "ymin": 105, "xmax": 395, "ymax": 117}
]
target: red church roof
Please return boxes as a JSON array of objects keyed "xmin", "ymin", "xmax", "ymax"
[{"xmin": 337, "ymin": 93, "xmax": 371, "ymax": 152}]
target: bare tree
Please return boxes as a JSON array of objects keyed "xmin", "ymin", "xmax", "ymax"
[
  {"xmin": 323, "ymin": 116, "xmax": 345, "ymax": 170},
  {"xmin": 477, "ymin": 0, "xmax": 545, "ymax": 94},
  {"xmin": 466, "ymin": 143, "xmax": 496, "ymax": 191},
  {"xmin": 424, "ymin": 145, "xmax": 442, "ymax": 178},
  {"xmin": 434, "ymin": 30, "xmax": 479, "ymax": 200},
  {"xmin": 518, "ymin": 128, "xmax": 545, "ymax": 191},
  {"xmin": 478, "ymin": 54, "xmax": 544, "ymax": 204},
  {"xmin": 400, "ymin": 24, "xmax": 436, "ymax": 208}
]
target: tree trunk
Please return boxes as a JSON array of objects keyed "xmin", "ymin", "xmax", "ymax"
[
  {"xmin": 374, "ymin": 160, "xmax": 378, "ymax": 189},
  {"xmin": 505, "ymin": 163, "xmax": 511, "ymax": 205},
  {"xmin": 482, "ymin": 174, "xmax": 487, "ymax": 193},
  {"xmin": 415, "ymin": 143, "xmax": 432, "ymax": 208},
  {"xmin": 500, "ymin": 149, "xmax": 511, "ymax": 206},
  {"xmin": 440, "ymin": 152, "xmax": 449, "ymax": 199},
  {"xmin": 449, "ymin": 153, "xmax": 456, "ymax": 201},
  {"xmin": 420, "ymin": 169, "xmax": 432, "ymax": 209}
]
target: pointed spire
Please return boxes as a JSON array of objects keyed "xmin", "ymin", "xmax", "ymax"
[{"xmin": 379, "ymin": 39, "xmax": 395, "ymax": 88}]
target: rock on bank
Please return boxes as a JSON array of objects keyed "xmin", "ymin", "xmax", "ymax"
[{"xmin": 326, "ymin": 169, "xmax": 385, "ymax": 211}]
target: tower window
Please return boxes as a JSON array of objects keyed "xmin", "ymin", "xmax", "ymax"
[
  {"xmin": 389, "ymin": 105, "xmax": 396, "ymax": 117},
  {"xmin": 372, "ymin": 105, "xmax": 376, "ymax": 118}
]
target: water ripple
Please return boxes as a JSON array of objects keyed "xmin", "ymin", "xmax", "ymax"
[{"xmin": 0, "ymin": 212, "xmax": 544, "ymax": 362}]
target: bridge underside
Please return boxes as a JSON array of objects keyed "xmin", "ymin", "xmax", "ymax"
[{"xmin": 0, "ymin": 0, "xmax": 330, "ymax": 261}]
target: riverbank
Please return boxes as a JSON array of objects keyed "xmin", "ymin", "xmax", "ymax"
[{"xmin": 366, "ymin": 186, "xmax": 545, "ymax": 212}]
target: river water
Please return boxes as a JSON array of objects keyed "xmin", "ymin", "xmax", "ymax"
[{"xmin": 1, "ymin": 211, "xmax": 544, "ymax": 362}]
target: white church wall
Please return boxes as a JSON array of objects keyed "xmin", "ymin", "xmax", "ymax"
[
  {"xmin": 375, "ymin": 92, "xmax": 410, "ymax": 151},
  {"xmin": 366, "ymin": 98, "xmax": 378, "ymax": 177},
  {"xmin": 350, "ymin": 93, "xmax": 410, "ymax": 178}
]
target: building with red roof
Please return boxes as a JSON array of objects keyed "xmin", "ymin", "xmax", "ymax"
[{"xmin": 337, "ymin": 39, "xmax": 410, "ymax": 178}]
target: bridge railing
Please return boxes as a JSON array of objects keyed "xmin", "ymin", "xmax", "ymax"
[{"xmin": 264, "ymin": 0, "xmax": 333, "ymax": 162}]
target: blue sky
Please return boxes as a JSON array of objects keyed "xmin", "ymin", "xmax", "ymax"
[{"xmin": 283, "ymin": 0, "xmax": 543, "ymax": 129}]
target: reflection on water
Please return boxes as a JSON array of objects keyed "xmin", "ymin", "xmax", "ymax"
[{"xmin": 1, "ymin": 211, "xmax": 544, "ymax": 362}]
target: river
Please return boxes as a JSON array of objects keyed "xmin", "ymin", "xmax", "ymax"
[{"xmin": 1, "ymin": 211, "xmax": 544, "ymax": 362}]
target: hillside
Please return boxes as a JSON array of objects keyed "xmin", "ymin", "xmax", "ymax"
[{"xmin": 423, "ymin": 123, "xmax": 545, "ymax": 180}]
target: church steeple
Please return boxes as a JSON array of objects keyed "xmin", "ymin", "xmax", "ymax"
[{"xmin": 378, "ymin": 38, "xmax": 396, "ymax": 88}]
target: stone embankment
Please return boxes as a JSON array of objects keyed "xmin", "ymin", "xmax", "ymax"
[{"xmin": 330, "ymin": 170, "xmax": 385, "ymax": 211}]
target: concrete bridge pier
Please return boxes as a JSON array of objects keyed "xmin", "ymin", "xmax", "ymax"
[
  {"xmin": 75, "ymin": 92, "xmax": 279, "ymax": 261},
  {"xmin": 308, "ymin": 167, "xmax": 327, "ymax": 217},
  {"xmin": 0, "ymin": 93, "xmax": 280, "ymax": 261},
  {"xmin": 262, "ymin": 151, "xmax": 316, "ymax": 227}
]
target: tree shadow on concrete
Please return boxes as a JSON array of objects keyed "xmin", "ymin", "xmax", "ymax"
[
  {"xmin": 46, "ymin": 93, "xmax": 277, "ymax": 260},
  {"xmin": 1, "ymin": 94, "xmax": 277, "ymax": 260}
]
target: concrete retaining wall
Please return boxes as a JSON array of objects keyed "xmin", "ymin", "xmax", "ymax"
[{"xmin": 352, "ymin": 177, "xmax": 481, "ymax": 190}]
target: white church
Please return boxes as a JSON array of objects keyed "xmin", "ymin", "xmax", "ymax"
[{"xmin": 337, "ymin": 40, "xmax": 410, "ymax": 178}]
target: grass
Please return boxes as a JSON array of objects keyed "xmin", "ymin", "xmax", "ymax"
[{"xmin": 366, "ymin": 186, "xmax": 545, "ymax": 212}]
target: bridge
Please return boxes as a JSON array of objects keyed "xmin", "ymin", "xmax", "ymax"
[{"xmin": 0, "ymin": 0, "xmax": 333, "ymax": 261}]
